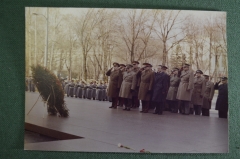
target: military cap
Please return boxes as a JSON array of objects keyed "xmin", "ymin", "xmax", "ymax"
[
  {"xmin": 113, "ymin": 62, "xmax": 120, "ymax": 67},
  {"xmin": 119, "ymin": 64, "xmax": 126, "ymax": 67},
  {"xmin": 132, "ymin": 61, "xmax": 139, "ymax": 64},
  {"xmin": 126, "ymin": 64, "xmax": 133, "ymax": 68},
  {"xmin": 203, "ymin": 75, "xmax": 209, "ymax": 78},
  {"xmin": 147, "ymin": 64, "xmax": 153, "ymax": 67},
  {"xmin": 173, "ymin": 67, "xmax": 179, "ymax": 71},
  {"xmin": 142, "ymin": 63, "xmax": 149, "ymax": 66},
  {"xmin": 161, "ymin": 65, "xmax": 168, "ymax": 70},
  {"xmin": 196, "ymin": 70, "xmax": 203, "ymax": 74},
  {"xmin": 184, "ymin": 63, "xmax": 190, "ymax": 67},
  {"xmin": 221, "ymin": 77, "xmax": 228, "ymax": 80}
]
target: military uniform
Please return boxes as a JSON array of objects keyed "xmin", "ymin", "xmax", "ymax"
[
  {"xmin": 102, "ymin": 83, "xmax": 107, "ymax": 101},
  {"xmin": 191, "ymin": 74, "xmax": 206, "ymax": 115},
  {"xmin": 77, "ymin": 83, "xmax": 85, "ymax": 98},
  {"xmin": 106, "ymin": 63, "xmax": 121, "ymax": 108},
  {"xmin": 176, "ymin": 64, "xmax": 194, "ymax": 115},
  {"xmin": 92, "ymin": 83, "xmax": 97, "ymax": 100},
  {"xmin": 202, "ymin": 78, "xmax": 214, "ymax": 116},
  {"xmin": 83, "ymin": 85, "xmax": 88, "ymax": 99},
  {"xmin": 215, "ymin": 77, "xmax": 228, "ymax": 118},
  {"xmin": 117, "ymin": 64, "xmax": 126, "ymax": 107},
  {"xmin": 119, "ymin": 67, "xmax": 136, "ymax": 110},
  {"xmin": 152, "ymin": 70, "xmax": 170, "ymax": 115},
  {"xmin": 137, "ymin": 65, "xmax": 155, "ymax": 113},
  {"xmin": 166, "ymin": 74, "xmax": 180, "ymax": 113},
  {"xmin": 87, "ymin": 84, "xmax": 93, "ymax": 99}
]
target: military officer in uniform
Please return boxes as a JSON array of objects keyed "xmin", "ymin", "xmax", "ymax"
[
  {"xmin": 214, "ymin": 77, "xmax": 228, "ymax": 118},
  {"xmin": 202, "ymin": 75, "xmax": 215, "ymax": 116},
  {"xmin": 106, "ymin": 62, "xmax": 121, "ymax": 109},
  {"xmin": 131, "ymin": 61, "xmax": 140, "ymax": 108},
  {"xmin": 137, "ymin": 63, "xmax": 155, "ymax": 113},
  {"xmin": 152, "ymin": 65, "xmax": 170, "ymax": 115},
  {"xmin": 166, "ymin": 68, "xmax": 181, "ymax": 113},
  {"xmin": 191, "ymin": 70, "xmax": 206, "ymax": 115},
  {"xmin": 117, "ymin": 64, "xmax": 126, "ymax": 107},
  {"xmin": 119, "ymin": 64, "xmax": 136, "ymax": 111},
  {"xmin": 92, "ymin": 81, "xmax": 97, "ymax": 100},
  {"xmin": 176, "ymin": 63, "xmax": 194, "ymax": 115}
]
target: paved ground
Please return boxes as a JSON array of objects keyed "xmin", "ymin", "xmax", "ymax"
[{"xmin": 24, "ymin": 92, "xmax": 228, "ymax": 153}]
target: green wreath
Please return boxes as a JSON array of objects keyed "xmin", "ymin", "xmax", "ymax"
[{"xmin": 31, "ymin": 65, "xmax": 69, "ymax": 117}]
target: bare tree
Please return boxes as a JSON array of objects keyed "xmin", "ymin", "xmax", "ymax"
[
  {"xmin": 75, "ymin": 9, "xmax": 104, "ymax": 81},
  {"xmin": 154, "ymin": 10, "xmax": 187, "ymax": 65},
  {"xmin": 48, "ymin": 8, "xmax": 62, "ymax": 71},
  {"xmin": 118, "ymin": 9, "xmax": 157, "ymax": 63}
]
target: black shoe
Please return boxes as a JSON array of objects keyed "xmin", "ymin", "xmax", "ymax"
[
  {"xmin": 127, "ymin": 108, "xmax": 130, "ymax": 111},
  {"xmin": 109, "ymin": 106, "xmax": 113, "ymax": 108},
  {"xmin": 153, "ymin": 112, "xmax": 158, "ymax": 114},
  {"xmin": 158, "ymin": 113, "xmax": 163, "ymax": 115}
]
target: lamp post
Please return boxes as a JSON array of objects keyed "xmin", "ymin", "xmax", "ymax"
[
  {"xmin": 32, "ymin": 14, "xmax": 37, "ymax": 66},
  {"xmin": 32, "ymin": 7, "xmax": 48, "ymax": 68}
]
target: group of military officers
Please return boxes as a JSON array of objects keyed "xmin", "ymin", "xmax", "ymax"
[
  {"xmin": 106, "ymin": 61, "xmax": 228, "ymax": 119},
  {"xmin": 62, "ymin": 80, "xmax": 108, "ymax": 101},
  {"xmin": 25, "ymin": 61, "xmax": 228, "ymax": 119}
]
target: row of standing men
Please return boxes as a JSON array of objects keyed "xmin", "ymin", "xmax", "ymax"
[
  {"xmin": 62, "ymin": 81, "xmax": 109, "ymax": 101},
  {"xmin": 106, "ymin": 61, "xmax": 228, "ymax": 118}
]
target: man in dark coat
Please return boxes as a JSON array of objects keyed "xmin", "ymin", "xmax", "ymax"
[
  {"xmin": 152, "ymin": 65, "xmax": 170, "ymax": 115},
  {"xmin": 215, "ymin": 77, "xmax": 228, "ymax": 118},
  {"xmin": 106, "ymin": 62, "xmax": 122, "ymax": 109}
]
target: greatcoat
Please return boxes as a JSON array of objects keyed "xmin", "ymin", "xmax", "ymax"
[
  {"xmin": 176, "ymin": 70, "xmax": 194, "ymax": 101},
  {"xmin": 191, "ymin": 76, "xmax": 206, "ymax": 105},
  {"xmin": 119, "ymin": 70, "xmax": 136, "ymax": 99},
  {"xmin": 102, "ymin": 84, "xmax": 107, "ymax": 100},
  {"xmin": 77, "ymin": 84, "xmax": 85, "ymax": 98},
  {"xmin": 166, "ymin": 75, "xmax": 180, "ymax": 101},
  {"xmin": 137, "ymin": 69, "xmax": 155, "ymax": 101},
  {"xmin": 106, "ymin": 68, "xmax": 121, "ymax": 98},
  {"xmin": 215, "ymin": 83, "xmax": 228, "ymax": 112},
  {"xmin": 91, "ymin": 84, "xmax": 97, "ymax": 98},
  {"xmin": 132, "ymin": 67, "xmax": 140, "ymax": 97},
  {"xmin": 202, "ymin": 81, "xmax": 215, "ymax": 109},
  {"xmin": 152, "ymin": 72, "xmax": 170, "ymax": 102},
  {"xmin": 87, "ymin": 85, "xmax": 93, "ymax": 99}
]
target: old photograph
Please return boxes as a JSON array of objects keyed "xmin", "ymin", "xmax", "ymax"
[{"xmin": 25, "ymin": 7, "xmax": 228, "ymax": 153}]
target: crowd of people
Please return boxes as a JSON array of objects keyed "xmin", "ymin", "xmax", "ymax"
[
  {"xmin": 25, "ymin": 61, "xmax": 228, "ymax": 119},
  {"xmin": 105, "ymin": 61, "xmax": 228, "ymax": 119}
]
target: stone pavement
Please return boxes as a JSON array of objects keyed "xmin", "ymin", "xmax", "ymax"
[{"xmin": 24, "ymin": 92, "xmax": 228, "ymax": 153}]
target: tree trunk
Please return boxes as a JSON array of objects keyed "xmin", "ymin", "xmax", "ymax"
[
  {"xmin": 83, "ymin": 53, "xmax": 87, "ymax": 81},
  {"xmin": 195, "ymin": 47, "xmax": 199, "ymax": 70},
  {"xmin": 69, "ymin": 49, "xmax": 72, "ymax": 80},
  {"xmin": 162, "ymin": 42, "xmax": 167, "ymax": 65},
  {"xmin": 209, "ymin": 34, "xmax": 212, "ymax": 76}
]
